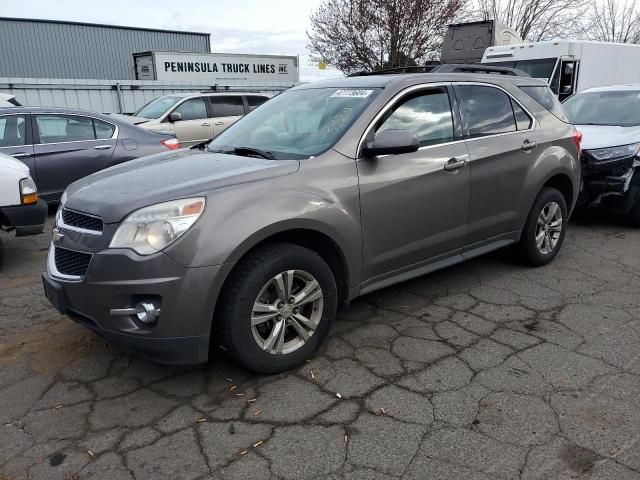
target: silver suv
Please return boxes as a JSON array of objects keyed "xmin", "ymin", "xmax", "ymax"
[
  {"xmin": 43, "ymin": 72, "xmax": 581, "ymax": 373},
  {"xmin": 128, "ymin": 92, "xmax": 270, "ymax": 147}
]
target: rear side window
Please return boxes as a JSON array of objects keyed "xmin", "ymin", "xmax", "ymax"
[
  {"xmin": 94, "ymin": 119, "xmax": 116, "ymax": 139},
  {"xmin": 246, "ymin": 96, "xmax": 269, "ymax": 111},
  {"xmin": 376, "ymin": 87, "xmax": 455, "ymax": 147},
  {"xmin": 511, "ymin": 100, "xmax": 532, "ymax": 130},
  {"xmin": 519, "ymin": 86, "xmax": 570, "ymax": 122},
  {"xmin": 0, "ymin": 114, "xmax": 27, "ymax": 147},
  {"xmin": 210, "ymin": 96, "xmax": 245, "ymax": 117},
  {"xmin": 457, "ymin": 85, "xmax": 516, "ymax": 138}
]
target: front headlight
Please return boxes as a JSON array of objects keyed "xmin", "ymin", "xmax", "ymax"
[
  {"xmin": 19, "ymin": 176, "xmax": 39, "ymax": 205},
  {"xmin": 588, "ymin": 143, "xmax": 640, "ymax": 162},
  {"xmin": 109, "ymin": 198, "xmax": 205, "ymax": 255}
]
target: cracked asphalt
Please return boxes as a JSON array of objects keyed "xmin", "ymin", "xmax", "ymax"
[{"xmin": 1, "ymin": 215, "xmax": 640, "ymax": 480}]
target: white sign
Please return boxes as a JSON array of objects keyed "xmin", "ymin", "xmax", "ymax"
[
  {"xmin": 146, "ymin": 52, "xmax": 299, "ymax": 83},
  {"xmin": 330, "ymin": 89, "xmax": 374, "ymax": 98}
]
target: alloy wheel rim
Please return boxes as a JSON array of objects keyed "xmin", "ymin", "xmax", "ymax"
[
  {"xmin": 251, "ymin": 270, "xmax": 323, "ymax": 355},
  {"xmin": 535, "ymin": 201, "xmax": 563, "ymax": 255}
]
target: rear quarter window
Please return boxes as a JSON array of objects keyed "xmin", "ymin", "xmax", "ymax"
[{"xmin": 519, "ymin": 86, "xmax": 570, "ymax": 122}]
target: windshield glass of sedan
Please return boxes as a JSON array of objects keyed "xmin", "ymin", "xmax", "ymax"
[
  {"xmin": 135, "ymin": 95, "xmax": 183, "ymax": 119},
  {"xmin": 564, "ymin": 90, "xmax": 640, "ymax": 126},
  {"xmin": 208, "ymin": 87, "xmax": 381, "ymax": 159}
]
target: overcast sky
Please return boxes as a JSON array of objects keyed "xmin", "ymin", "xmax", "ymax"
[{"xmin": 3, "ymin": 0, "xmax": 342, "ymax": 81}]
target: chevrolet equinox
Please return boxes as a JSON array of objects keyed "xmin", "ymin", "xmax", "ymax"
[{"xmin": 43, "ymin": 73, "xmax": 581, "ymax": 373}]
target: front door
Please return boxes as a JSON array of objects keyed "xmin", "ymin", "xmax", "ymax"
[
  {"xmin": 210, "ymin": 96, "xmax": 246, "ymax": 136},
  {"xmin": 169, "ymin": 97, "xmax": 214, "ymax": 147},
  {"xmin": 0, "ymin": 113, "xmax": 35, "ymax": 177},
  {"xmin": 358, "ymin": 85, "xmax": 470, "ymax": 283},
  {"xmin": 454, "ymin": 84, "xmax": 542, "ymax": 246},
  {"xmin": 33, "ymin": 114, "xmax": 117, "ymax": 201}
]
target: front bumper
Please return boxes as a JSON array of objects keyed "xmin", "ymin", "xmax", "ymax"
[
  {"xmin": 0, "ymin": 199, "xmax": 48, "ymax": 236},
  {"xmin": 43, "ymin": 245, "xmax": 230, "ymax": 365}
]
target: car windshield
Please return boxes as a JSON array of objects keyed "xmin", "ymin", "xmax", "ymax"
[
  {"xmin": 134, "ymin": 95, "xmax": 183, "ymax": 119},
  {"xmin": 486, "ymin": 58, "xmax": 558, "ymax": 80},
  {"xmin": 563, "ymin": 90, "xmax": 640, "ymax": 126},
  {"xmin": 207, "ymin": 87, "xmax": 381, "ymax": 159}
]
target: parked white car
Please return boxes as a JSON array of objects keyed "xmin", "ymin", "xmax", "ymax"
[
  {"xmin": 0, "ymin": 151, "xmax": 47, "ymax": 265},
  {"xmin": 112, "ymin": 92, "xmax": 270, "ymax": 147},
  {"xmin": 563, "ymin": 84, "xmax": 640, "ymax": 225}
]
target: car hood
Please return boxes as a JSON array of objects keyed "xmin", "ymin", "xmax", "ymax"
[
  {"xmin": 65, "ymin": 149, "xmax": 300, "ymax": 223},
  {"xmin": 577, "ymin": 124, "xmax": 640, "ymax": 150}
]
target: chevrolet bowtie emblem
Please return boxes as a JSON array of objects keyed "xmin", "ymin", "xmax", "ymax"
[{"xmin": 52, "ymin": 228, "xmax": 64, "ymax": 244}]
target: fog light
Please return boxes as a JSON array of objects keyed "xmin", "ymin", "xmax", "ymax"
[{"xmin": 135, "ymin": 302, "xmax": 160, "ymax": 324}]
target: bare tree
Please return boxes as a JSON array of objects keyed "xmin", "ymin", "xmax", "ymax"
[
  {"xmin": 471, "ymin": 0, "xmax": 589, "ymax": 41},
  {"xmin": 307, "ymin": 0, "xmax": 465, "ymax": 74},
  {"xmin": 585, "ymin": 0, "xmax": 640, "ymax": 42}
]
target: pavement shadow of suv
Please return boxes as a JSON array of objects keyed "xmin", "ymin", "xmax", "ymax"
[{"xmin": 43, "ymin": 70, "xmax": 581, "ymax": 374}]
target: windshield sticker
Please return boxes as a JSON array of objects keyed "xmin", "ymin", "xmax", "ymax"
[{"xmin": 331, "ymin": 89, "xmax": 374, "ymax": 98}]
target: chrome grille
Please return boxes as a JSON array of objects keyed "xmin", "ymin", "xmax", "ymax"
[
  {"xmin": 54, "ymin": 247, "xmax": 92, "ymax": 277},
  {"xmin": 61, "ymin": 209, "xmax": 103, "ymax": 233}
]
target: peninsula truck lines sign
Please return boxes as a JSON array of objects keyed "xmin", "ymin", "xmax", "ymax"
[{"xmin": 133, "ymin": 52, "xmax": 300, "ymax": 83}]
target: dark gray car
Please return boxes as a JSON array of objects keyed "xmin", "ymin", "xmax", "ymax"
[
  {"xmin": 0, "ymin": 107, "xmax": 180, "ymax": 202},
  {"xmin": 42, "ymin": 73, "xmax": 581, "ymax": 373}
]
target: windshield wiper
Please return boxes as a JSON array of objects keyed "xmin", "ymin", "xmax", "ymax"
[{"xmin": 233, "ymin": 146, "xmax": 276, "ymax": 160}]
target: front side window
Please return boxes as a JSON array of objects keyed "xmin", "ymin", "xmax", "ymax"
[
  {"xmin": 36, "ymin": 115, "xmax": 95, "ymax": 143},
  {"xmin": 210, "ymin": 97, "xmax": 245, "ymax": 117},
  {"xmin": 375, "ymin": 88, "xmax": 455, "ymax": 147},
  {"xmin": 208, "ymin": 87, "xmax": 380, "ymax": 159},
  {"xmin": 0, "ymin": 115, "xmax": 27, "ymax": 147},
  {"xmin": 173, "ymin": 98, "xmax": 208, "ymax": 121},
  {"xmin": 457, "ymin": 85, "xmax": 517, "ymax": 138}
]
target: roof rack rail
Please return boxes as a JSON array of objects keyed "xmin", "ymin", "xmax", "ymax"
[{"xmin": 347, "ymin": 63, "xmax": 530, "ymax": 78}]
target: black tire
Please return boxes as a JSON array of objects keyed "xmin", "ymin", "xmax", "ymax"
[
  {"xmin": 516, "ymin": 187, "xmax": 568, "ymax": 266},
  {"xmin": 214, "ymin": 243, "xmax": 337, "ymax": 374}
]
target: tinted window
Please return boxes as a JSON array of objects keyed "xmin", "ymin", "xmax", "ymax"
[
  {"xmin": 36, "ymin": 115, "xmax": 96, "ymax": 143},
  {"xmin": 486, "ymin": 58, "xmax": 557, "ymax": 80},
  {"xmin": 246, "ymin": 96, "xmax": 269, "ymax": 111},
  {"xmin": 0, "ymin": 115, "xmax": 27, "ymax": 147},
  {"xmin": 376, "ymin": 88, "xmax": 454, "ymax": 147},
  {"xmin": 173, "ymin": 98, "xmax": 208, "ymax": 121},
  {"xmin": 210, "ymin": 96, "xmax": 245, "ymax": 117},
  {"xmin": 94, "ymin": 119, "xmax": 116, "ymax": 139},
  {"xmin": 512, "ymin": 100, "xmax": 532, "ymax": 130},
  {"xmin": 520, "ymin": 86, "xmax": 570, "ymax": 122},
  {"xmin": 457, "ymin": 86, "xmax": 516, "ymax": 138}
]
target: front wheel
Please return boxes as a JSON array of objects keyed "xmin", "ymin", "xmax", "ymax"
[
  {"xmin": 516, "ymin": 187, "xmax": 568, "ymax": 266},
  {"xmin": 214, "ymin": 243, "xmax": 337, "ymax": 374}
]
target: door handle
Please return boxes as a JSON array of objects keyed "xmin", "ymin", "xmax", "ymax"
[
  {"xmin": 94, "ymin": 145, "xmax": 113, "ymax": 150},
  {"xmin": 444, "ymin": 157, "xmax": 466, "ymax": 172},
  {"xmin": 521, "ymin": 140, "xmax": 537, "ymax": 151},
  {"xmin": 11, "ymin": 152, "xmax": 31, "ymax": 158},
  {"xmin": 214, "ymin": 121, "xmax": 224, "ymax": 126},
  {"xmin": 201, "ymin": 122, "xmax": 211, "ymax": 126}
]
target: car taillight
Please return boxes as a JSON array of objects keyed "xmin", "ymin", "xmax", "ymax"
[
  {"xmin": 573, "ymin": 129, "xmax": 582, "ymax": 153},
  {"xmin": 161, "ymin": 138, "xmax": 181, "ymax": 150}
]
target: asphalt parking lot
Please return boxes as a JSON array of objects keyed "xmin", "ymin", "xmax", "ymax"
[{"xmin": 1, "ymin": 215, "xmax": 639, "ymax": 480}]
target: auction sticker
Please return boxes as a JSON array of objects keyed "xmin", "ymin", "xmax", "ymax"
[{"xmin": 331, "ymin": 89, "xmax": 374, "ymax": 98}]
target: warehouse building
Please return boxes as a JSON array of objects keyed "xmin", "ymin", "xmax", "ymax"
[{"xmin": 0, "ymin": 17, "xmax": 210, "ymax": 80}]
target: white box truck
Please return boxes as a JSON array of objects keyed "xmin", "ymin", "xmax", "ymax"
[
  {"xmin": 481, "ymin": 40, "xmax": 640, "ymax": 100},
  {"xmin": 133, "ymin": 51, "xmax": 300, "ymax": 84}
]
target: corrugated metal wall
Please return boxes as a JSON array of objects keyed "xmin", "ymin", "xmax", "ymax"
[
  {"xmin": 0, "ymin": 18, "xmax": 210, "ymax": 80},
  {"xmin": 0, "ymin": 78, "xmax": 296, "ymax": 114}
]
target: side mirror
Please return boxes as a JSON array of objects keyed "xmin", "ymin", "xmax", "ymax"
[
  {"xmin": 168, "ymin": 112, "xmax": 182, "ymax": 123},
  {"xmin": 362, "ymin": 129, "xmax": 419, "ymax": 157}
]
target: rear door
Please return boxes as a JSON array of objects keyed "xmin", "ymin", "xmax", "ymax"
[
  {"xmin": 167, "ymin": 96, "xmax": 214, "ymax": 147},
  {"xmin": 210, "ymin": 96, "xmax": 246, "ymax": 136},
  {"xmin": 33, "ymin": 114, "xmax": 117, "ymax": 201},
  {"xmin": 0, "ymin": 113, "xmax": 35, "ymax": 176},
  {"xmin": 454, "ymin": 83, "xmax": 540, "ymax": 246}
]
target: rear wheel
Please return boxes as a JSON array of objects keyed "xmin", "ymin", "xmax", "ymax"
[
  {"xmin": 215, "ymin": 243, "xmax": 337, "ymax": 374},
  {"xmin": 516, "ymin": 187, "xmax": 568, "ymax": 266}
]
